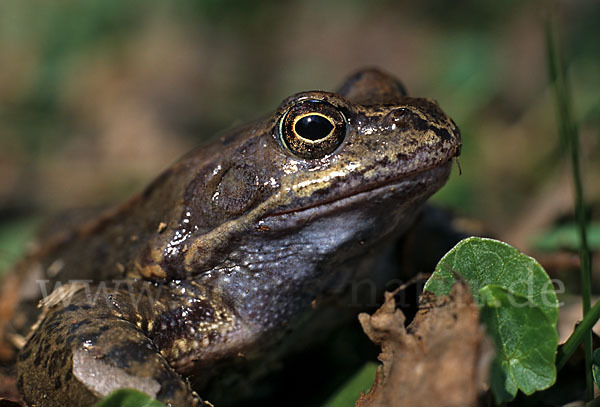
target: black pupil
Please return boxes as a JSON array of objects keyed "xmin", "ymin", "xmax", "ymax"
[{"xmin": 295, "ymin": 115, "xmax": 334, "ymax": 141}]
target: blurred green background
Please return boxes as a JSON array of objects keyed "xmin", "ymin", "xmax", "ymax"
[{"xmin": 0, "ymin": 0, "xmax": 599, "ymax": 270}]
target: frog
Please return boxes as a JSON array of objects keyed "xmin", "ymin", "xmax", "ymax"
[{"xmin": 2, "ymin": 67, "xmax": 461, "ymax": 406}]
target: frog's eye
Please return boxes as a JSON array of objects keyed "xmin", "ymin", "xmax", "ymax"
[{"xmin": 279, "ymin": 99, "xmax": 346, "ymax": 159}]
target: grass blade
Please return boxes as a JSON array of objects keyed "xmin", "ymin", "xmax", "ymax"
[{"xmin": 545, "ymin": 15, "xmax": 594, "ymax": 400}]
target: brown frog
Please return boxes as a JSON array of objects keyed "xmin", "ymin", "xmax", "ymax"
[{"xmin": 2, "ymin": 68, "xmax": 460, "ymax": 406}]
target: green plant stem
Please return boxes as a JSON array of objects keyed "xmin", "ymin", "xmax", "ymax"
[
  {"xmin": 557, "ymin": 298, "xmax": 600, "ymax": 371},
  {"xmin": 546, "ymin": 17, "xmax": 594, "ymax": 399}
]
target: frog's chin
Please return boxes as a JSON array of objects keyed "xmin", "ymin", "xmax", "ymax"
[{"xmin": 258, "ymin": 162, "xmax": 452, "ymax": 231}]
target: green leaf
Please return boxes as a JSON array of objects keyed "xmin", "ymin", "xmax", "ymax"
[
  {"xmin": 95, "ymin": 389, "xmax": 166, "ymax": 407},
  {"xmin": 480, "ymin": 285, "xmax": 557, "ymax": 402},
  {"xmin": 424, "ymin": 237, "xmax": 559, "ymax": 402},
  {"xmin": 324, "ymin": 362, "xmax": 378, "ymax": 407},
  {"xmin": 592, "ymin": 348, "xmax": 600, "ymax": 391}
]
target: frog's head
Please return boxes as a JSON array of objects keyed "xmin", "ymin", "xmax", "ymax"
[
  {"xmin": 148, "ymin": 68, "xmax": 460, "ymax": 282},
  {"xmin": 258, "ymin": 68, "xmax": 461, "ymax": 227}
]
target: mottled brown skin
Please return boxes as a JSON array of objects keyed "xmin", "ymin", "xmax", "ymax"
[{"xmin": 4, "ymin": 68, "xmax": 461, "ymax": 406}]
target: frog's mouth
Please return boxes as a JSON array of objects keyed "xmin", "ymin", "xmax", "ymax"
[{"xmin": 259, "ymin": 161, "xmax": 453, "ymax": 226}]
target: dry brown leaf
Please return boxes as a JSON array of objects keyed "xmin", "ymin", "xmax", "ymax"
[{"xmin": 357, "ymin": 281, "xmax": 493, "ymax": 407}]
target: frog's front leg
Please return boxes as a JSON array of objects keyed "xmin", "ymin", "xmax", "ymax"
[{"xmin": 16, "ymin": 283, "xmax": 202, "ymax": 407}]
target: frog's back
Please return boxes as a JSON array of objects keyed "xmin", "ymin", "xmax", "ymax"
[{"xmin": 0, "ymin": 124, "xmax": 253, "ymax": 349}]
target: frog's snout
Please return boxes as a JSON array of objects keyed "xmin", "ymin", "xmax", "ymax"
[{"xmin": 383, "ymin": 108, "xmax": 430, "ymax": 133}]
